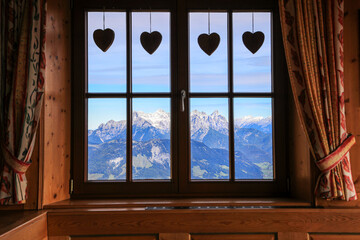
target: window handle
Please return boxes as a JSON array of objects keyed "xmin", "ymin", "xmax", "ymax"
[{"xmin": 181, "ymin": 90, "xmax": 186, "ymax": 112}]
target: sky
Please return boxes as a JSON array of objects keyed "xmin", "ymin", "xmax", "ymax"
[{"xmin": 87, "ymin": 11, "xmax": 272, "ymax": 130}]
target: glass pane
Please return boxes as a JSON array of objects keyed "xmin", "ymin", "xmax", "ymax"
[
  {"xmin": 190, "ymin": 98, "xmax": 229, "ymax": 180},
  {"xmin": 234, "ymin": 98, "xmax": 273, "ymax": 179},
  {"xmin": 88, "ymin": 12, "xmax": 126, "ymax": 93},
  {"xmin": 189, "ymin": 12, "xmax": 228, "ymax": 93},
  {"xmin": 233, "ymin": 12, "xmax": 271, "ymax": 92},
  {"xmin": 88, "ymin": 98, "xmax": 127, "ymax": 180},
  {"xmin": 132, "ymin": 12, "xmax": 170, "ymax": 92},
  {"xmin": 132, "ymin": 98, "xmax": 171, "ymax": 180}
]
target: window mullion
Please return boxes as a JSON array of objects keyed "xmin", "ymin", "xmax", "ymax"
[
  {"xmin": 228, "ymin": 10, "xmax": 235, "ymax": 182},
  {"xmin": 126, "ymin": 10, "xmax": 133, "ymax": 182},
  {"xmin": 176, "ymin": 0, "xmax": 190, "ymax": 193}
]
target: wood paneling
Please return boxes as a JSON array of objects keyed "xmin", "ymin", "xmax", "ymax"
[
  {"xmin": 42, "ymin": 0, "xmax": 71, "ymax": 206},
  {"xmin": 0, "ymin": 211, "xmax": 47, "ymax": 240},
  {"xmin": 278, "ymin": 232, "xmax": 308, "ymax": 240},
  {"xmin": 47, "ymin": 208, "xmax": 360, "ymax": 237},
  {"xmin": 160, "ymin": 233, "xmax": 190, "ymax": 240},
  {"xmin": 288, "ymin": 91, "xmax": 312, "ymax": 202},
  {"xmin": 49, "ymin": 237, "xmax": 70, "ymax": 240},
  {"xmin": 191, "ymin": 234, "xmax": 274, "ymax": 240},
  {"xmin": 310, "ymin": 235, "xmax": 360, "ymax": 240},
  {"xmin": 71, "ymin": 236, "xmax": 156, "ymax": 240}
]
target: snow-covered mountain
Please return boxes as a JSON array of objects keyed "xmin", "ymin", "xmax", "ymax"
[
  {"xmin": 133, "ymin": 109, "xmax": 170, "ymax": 131},
  {"xmin": 88, "ymin": 139, "xmax": 264, "ymax": 180},
  {"xmin": 88, "ymin": 110, "xmax": 271, "ymax": 145},
  {"xmin": 88, "ymin": 109, "xmax": 170, "ymax": 144},
  {"xmin": 87, "ymin": 110, "xmax": 273, "ymax": 180},
  {"xmin": 190, "ymin": 110, "xmax": 228, "ymax": 142},
  {"xmin": 234, "ymin": 116, "xmax": 272, "ymax": 133},
  {"xmin": 88, "ymin": 119, "xmax": 127, "ymax": 144}
]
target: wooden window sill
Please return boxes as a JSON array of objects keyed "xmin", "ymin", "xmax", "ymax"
[
  {"xmin": 43, "ymin": 198, "xmax": 312, "ymax": 209},
  {"xmin": 0, "ymin": 210, "xmax": 47, "ymax": 240}
]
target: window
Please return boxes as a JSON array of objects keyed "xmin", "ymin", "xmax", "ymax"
[{"xmin": 72, "ymin": 0, "xmax": 288, "ymax": 197}]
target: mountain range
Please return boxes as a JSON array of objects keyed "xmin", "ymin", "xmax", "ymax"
[{"xmin": 88, "ymin": 109, "xmax": 273, "ymax": 180}]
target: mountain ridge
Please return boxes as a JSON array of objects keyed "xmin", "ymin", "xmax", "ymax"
[{"xmin": 87, "ymin": 110, "xmax": 273, "ymax": 180}]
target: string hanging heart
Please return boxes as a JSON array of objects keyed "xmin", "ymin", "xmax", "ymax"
[
  {"xmin": 93, "ymin": 10, "xmax": 115, "ymax": 52},
  {"xmin": 140, "ymin": 10, "xmax": 163, "ymax": 55},
  {"xmin": 242, "ymin": 12, "xmax": 265, "ymax": 54},
  {"xmin": 198, "ymin": 11, "xmax": 220, "ymax": 56}
]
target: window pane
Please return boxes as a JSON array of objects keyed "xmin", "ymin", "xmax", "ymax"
[
  {"xmin": 190, "ymin": 98, "xmax": 229, "ymax": 180},
  {"xmin": 88, "ymin": 98, "xmax": 127, "ymax": 181},
  {"xmin": 88, "ymin": 12, "xmax": 126, "ymax": 93},
  {"xmin": 233, "ymin": 12, "xmax": 271, "ymax": 92},
  {"xmin": 234, "ymin": 98, "xmax": 273, "ymax": 179},
  {"xmin": 132, "ymin": 98, "xmax": 171, "ymax": 180},
  {"xmin": 132, "ymin": 12, "xmax": 170, "ymax": 92},
  {"xmin": 189, "ymin": 12, "xmax": 228, "ymax": 93}
]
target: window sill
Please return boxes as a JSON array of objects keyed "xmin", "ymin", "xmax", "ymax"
[
  {"xmin": 0, "ymin": 211, "xmax": 47, "ymax": 239},
  {"xmin": 43, "ymin": 197, "xmax": 312, "ymax": 210}
]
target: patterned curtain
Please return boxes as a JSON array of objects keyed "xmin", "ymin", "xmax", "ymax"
[
  {"xmin": 0, "ymin": 0, "xmax": 46, "ymax": 205},
  {"xmin": 279, "ymin": 0, "xmax": 357, "ymax": 200}
]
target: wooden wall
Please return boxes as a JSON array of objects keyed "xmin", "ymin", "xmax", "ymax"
[
  {"xmin": 46, "ymin": 208, "xmax": 360, "ymax": 240},
  {"xmin": 41, "ymin": 0, "xmax": 71, "ymax": 207}
]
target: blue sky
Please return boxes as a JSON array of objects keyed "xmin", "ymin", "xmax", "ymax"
[{"xmin": 87, "ymin": 11, "xmax": 272, "ymax": 130}]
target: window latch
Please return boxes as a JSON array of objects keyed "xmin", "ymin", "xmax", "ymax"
[{"xmin": 181, "ymin": 90, "xmax": 186, "ymax": 112}]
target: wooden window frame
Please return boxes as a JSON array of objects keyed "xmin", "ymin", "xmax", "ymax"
[{"xmin": 71, "ymin": 0, "xmax": 288, "ymax": 198}]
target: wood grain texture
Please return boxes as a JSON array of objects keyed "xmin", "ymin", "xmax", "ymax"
[
  {"xmin": 0, "ymin": 211, "xmax": 47, "ymax": 240},
  {"xmin": 278, "ymin": 232, "xmax": 309, "ymax": 240},
  {"xmin": 43, "ymin": 198, "xmax": 311, "ymax": 209},
  {"xmin": 288, "ymin": 90, "xmax": 312, "ymax": 202},
  {"xmin": 23, "ymin": 125, "xmax": 41, "ymax": 209},
  {"xmin": 42, "ymin": 0, "xmax": 71, "ymax": 206},
  {"xmin": 71, "ymin": 236, "xmax": 156, "ymax": 240},
  {"xmin": 38, "ymin": 105, "xmax": 45, "ymax": 209},
  {"xmin": 316, "ymin": 0, "xmax": 360, "ymax": 206},
  {"xmin": 47, "ymin": 208, "xmax": 360, "ymax": 236},
  {"xmin": 192, "ymin": 234, "xmax": 274, "ymax": 240},
  {"xmin": 310, "ymin": 234, "xmax": 360, "ymax": 240},
  {"xmin": 160, "ymin": 233, "xmax": 190, "ymax": 240}
]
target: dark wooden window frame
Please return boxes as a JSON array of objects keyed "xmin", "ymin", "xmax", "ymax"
[{"xmin": 72, "ymin": 0, "xmax": 288, "ymax": 198}]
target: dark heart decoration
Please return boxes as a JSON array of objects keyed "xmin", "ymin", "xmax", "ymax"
[
  {"xmin": 140, "ymin": 31, "xmax": 162, "ymax": 55},
  {"xmin": 242, "ymin": 31, "xmax": 265, "ymax": 54},
  {"xmin": 93, "ymin": 28, "xmax": 115, "ymax": 52},
  {"xmin": 198, "ymin": 33, "xmax": 220, "ymax": 56}
]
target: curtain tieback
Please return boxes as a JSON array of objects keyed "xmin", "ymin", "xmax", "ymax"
[
  {"xmin": 1, "ymin": 144, "xmax": 31, "ymax": 173},
  {"xmin": 316, "ymin": 134, "xmax": 356, "ymax": 173}
]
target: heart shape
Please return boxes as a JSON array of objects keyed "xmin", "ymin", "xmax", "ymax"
[
  {"xmin": 140, "ymin": 31, "xmax": 162, "ymax": 55},
  {"xmin": 242, "ymin": 31, "xmax": 265, "ymax": 54},
  {"xmin": 93, "ymin": 28, "xmax": 115, "ymax": 52},
  {"xmin": 198, "ymin": 33, "xmax": 220, "ymax": 56}
]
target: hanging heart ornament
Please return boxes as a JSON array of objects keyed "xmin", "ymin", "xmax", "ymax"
[
  {"xmin": 140, "ymin": 31, "xmax": 162, "ymax": 55},
  {"xmin": 198, "ymin": 33, "xmax": 220, "ymax": 56},
  {"xmin": 242, "ymin": 31, "xmax": 265, "ymax": 54},
  {"xmin": 93, "ymin": 28, "xmax": 115, "ymax": 52}
]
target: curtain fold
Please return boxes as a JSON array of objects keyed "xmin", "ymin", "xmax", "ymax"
[
  {"xmin": 0, "ymin": 0, "xmax": 46, "ymax": 205},
  {"xmin": 279, "ymin": 0, "xmax": 357, "ymax": 200}
]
